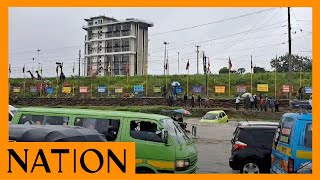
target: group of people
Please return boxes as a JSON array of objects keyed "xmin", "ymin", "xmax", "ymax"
[{"xmin": 235, "ymin": 94, "xmax": 280, "ymax": 112}]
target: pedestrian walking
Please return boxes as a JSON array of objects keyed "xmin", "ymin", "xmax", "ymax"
[
  {"xmin": 191, "ymin": 94, "xmax": 195, "ymax": 108},
  {"xmin": 250, "ymin": 95, "xmax": 254, "ymax": 110},
  {"xmin": 269, "ymin": 97, "xmax": 275, "ymax": 112},
  {"xmin": 197, "ymin": 95, "xmax": 202, "ymax": 108},
  {"xmin": 172, "ymin": 93, "xmax": 177, "ymax": 106},
  {"xmin": 253, "ymin": 95, "xmax": 259, "ymax": 110},
  {"xmin": 264, "ymin": 95, "xmax": 269, "ymax": 112},
  {"xmin": 235, "ymin": 95, "xmax": 240, "ymax": 110},
  {"xmin": 275, "ymin": 99, "xmax": 280, "ymax": 112},
  {"xmin": 260, "ymin": 96, "xmax": 265, "ymax": 111},
  {"xmin": 245, "ymin": 95, "xmax": 250, "ymax": 110},
  {"xmin": 183, "ymin": 93, "xmax": 188, "ymax": 107}
]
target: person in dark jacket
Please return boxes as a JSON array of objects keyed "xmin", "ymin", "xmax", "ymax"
[
  {"xmin": 245, "ymin": 95, "xmax": 250, "ymax": 110},
  {"xmin": 191, "ymin": 94, "xmax": 195, "ymax": 108},
  {"xmin": 183, "ymin": 93, "xmax": 188, "ymax": 107},
  {"xmin": 275, "ymin": 99, "xmax": 280, "ymax": 112},
  {"xmin": 197, "ymin": 95, "xmax": 202, "ymax": 108}
]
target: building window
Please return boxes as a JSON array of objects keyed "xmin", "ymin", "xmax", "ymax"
[
  {"xmin": 122, "ymin": 24, "xmax": 131, "ymax": 31},
  {"xmin": 122, "ymin": 47, "xmax": 129, "ymax": 52},
  {"xmin": 107, "ymin": 26, "xmax": 113, "ymax": 32},
  {"xmin": 113, "ymin": 32, "xmax": 120, "ymax": 37},
  {"xmin": 113, "ymin": 39, "xmax": 120, "ymax": 47},
  {"xmin": 122, "ymin": 31, "xmax": 130, "ymax": 36}
]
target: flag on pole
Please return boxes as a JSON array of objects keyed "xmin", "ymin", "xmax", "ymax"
[
  {"xmin": 251, "ymin": 58, "xmax": 253, "ymax": 69},
  {"xmin": 207, "ymin": 58, "xmax": 211, "ymax": 74},
  {"xmin": 228, "ymin": 57, "xmax": 232, "ymax": 70},
  {"xmin": 186, "ymin": 60, "xmax": 190, "ymax": 70},
  {"xmin": 40, "ymin": 66, "xmax": 43, "ymax": 76},
  {"xmin": 9, "ymin": 64, "xmax": 11, "ymax": 74},
  {"xmin": 165, "ymin": 62, "xmax": 168, "ymax": 70},
  {"xmin": 22, "ymin": 65, "xmax": 25, "ymax": 73},
  {"xmin": 73, "ymin": 63, "xmax": 75, "ymax": 74}
]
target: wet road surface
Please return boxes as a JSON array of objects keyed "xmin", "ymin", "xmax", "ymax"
[{"xmin": 185, "ymin": 118, "xmax": 239, "ymax": 174}]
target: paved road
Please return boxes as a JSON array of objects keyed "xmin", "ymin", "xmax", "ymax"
[{"xmin": 185, "ymin": 118, "xmax": 239, "ymax": 174}]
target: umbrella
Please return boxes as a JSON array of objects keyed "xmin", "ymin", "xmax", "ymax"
[
  {"xmin": 171, "ymin": 81, "xmax": 180, "ymax": 86},
  {"xmin": 241, "ymin": 92, "xmax": 252, "ymax": 98},
  {"xmin": 173, "ymin": 109, "xmax": 192, "ymax": 116}
]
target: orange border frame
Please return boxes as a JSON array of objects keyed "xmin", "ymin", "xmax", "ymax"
[{"xmin": 1, "ymin": 0, "xmax": 317, "ymax": 179}]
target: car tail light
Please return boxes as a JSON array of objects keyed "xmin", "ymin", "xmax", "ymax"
[
  {"xmin": 271, "ymin": 154, "xmax": 275, "ymax": 165},
  {"xmin": 233, "ymin": 141, "xmax": 247, "ymax": 151},
  {"xmin": 288, "ymin": 158, "xmax": 294, "ymax": 173}
]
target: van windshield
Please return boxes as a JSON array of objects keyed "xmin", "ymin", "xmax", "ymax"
[
  {"xmin": 273, "ymin": 117, "xmax": 294, "ymax": 148},
  {"xmin": 304, "ymin": 124, "xmax": 312, "ymax": 148},
  {"xmin": 163, "ymin": 119, "xmax": 190, "ymax": 145}
]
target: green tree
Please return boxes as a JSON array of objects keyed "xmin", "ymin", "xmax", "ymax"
[
  {"xmin": 253, "ymin": 66, "xmax": 266, "ymax": 73},
  {"xmin": 219, "ymin": 67, "xmax": 236, "ymax": 74},
  {"xmin": 237, "ymin": 68, "xmax": 246, "ymax": 74},
  {"xmin": 270, "ymin": 54, "xmax": 312, "ymax": 72}
]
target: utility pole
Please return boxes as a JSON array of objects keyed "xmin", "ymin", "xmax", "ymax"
[
  {"xmin": 163, "ymin": 41, "xmax": 168, "ymax": 76},
  {"xmin": 177, "ymin": 52, "xmax": 180, "ymax": 75},
  {"xmin": 288, "ymin": 7, "xmax": 292, "ymax": 100},
  {"xmin": 37, "ymin": 49, "xmax": 41, "ymax": 72},
  {"xmin": 196, "ymin": 45, "xmax": 200, "ymax": 74},
  {"xmin": 78, "ymin": 50, "xmax": 81, "ymax": 96}
]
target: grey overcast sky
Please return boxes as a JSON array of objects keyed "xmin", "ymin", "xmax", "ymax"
[{"xmin": 9, "ymin": 7, "xmax": 312, "ymax": 78}]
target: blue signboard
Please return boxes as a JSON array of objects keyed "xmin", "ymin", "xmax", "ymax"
[
  {"xmin": 305, "ymin": 87, "xmax": 312, "ymax": 94},
  {"xmin": 175, "ymin": 86, "xmax": 182, "ymax": 94},
  {"xmin": 134, "ymin": 85, "xmax": 144, "ymax": 93},
  {"xmin": 192, "ymin": 86, "xmax": 203, "ymax": 93},
  {"xmin": 98, "ymin": 86, "xmax": 106, "ymax": 93},
  {"xmin": 46, "ymin": 87, "xmax": 54, "ymax": 94}
]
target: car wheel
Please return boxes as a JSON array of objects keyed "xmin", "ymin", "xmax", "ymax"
[{"xmin": 240, "ymin": 161, "xmax": 260, "ymax": 174}]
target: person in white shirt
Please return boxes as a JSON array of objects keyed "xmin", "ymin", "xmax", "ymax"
[{"xmin": 235, "ymin": 95, "xmax": 240, "ymax": 110}]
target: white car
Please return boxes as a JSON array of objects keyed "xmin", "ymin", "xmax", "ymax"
[{"xmin": 9, "ymin": 105, "xmax": 18, "ymax": 121}]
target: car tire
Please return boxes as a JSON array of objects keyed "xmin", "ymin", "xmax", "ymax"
[{"xmin": 240, "ymin": 160, "xmax": 261, "ymax": 174}]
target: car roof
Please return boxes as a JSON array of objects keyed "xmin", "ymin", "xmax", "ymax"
[
  {"xmin": 238, "ymin": 125, "xmax": 277, "ymax": 130},
  {"xmin": 16, "ymin": 107, "xmax": 168, "ymax": 121},
  {"xmin": 207, "ymin": 110, "xmax": 225, "ymax": 114},
  {"xmin": 9, "ymin": 124, "xmax": 107, "ymax": 142},
  {"xmin": 282, "ymin": 112, "xmax": 312, "ymax": 122},
  {"xmin": 237, "ymin": 121, "xmax": 279, "ymax": 126}
]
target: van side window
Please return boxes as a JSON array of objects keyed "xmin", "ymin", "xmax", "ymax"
[
  {"xmin": 278, "ymin": 117, "xmax": 294, "ymax": 144},
  {"xmin": 304, "ymin": 124, "xmax": 312, "ymax": 148},
  {"xmin": 18, "ymin": 114, "xmax": 69, "ymax": 125},
  {"xmin": 9, "ymin": 113, "xmax": 12, "ymax": 121},
  {"xmin": 19, "ymin": 115, "xmax": 45, "ymax": 125},
  {"xmin": 75, "ymin": 117, "xmax": 120, "ymax": 142},
  {"xmin": 130, "ymin": 120, "xmax": 163, "ymax": 143}
]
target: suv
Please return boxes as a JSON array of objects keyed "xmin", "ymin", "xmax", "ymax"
[{"xmin": 229, "ymin": 125, "xmax": 277, "ymax": 173}]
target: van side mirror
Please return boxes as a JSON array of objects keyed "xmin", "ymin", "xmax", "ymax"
[{"xmin": 162, "ymin": 129, "xmax": 168, "ymax": 145}]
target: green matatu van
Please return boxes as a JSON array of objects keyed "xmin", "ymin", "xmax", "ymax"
[{"xmin": 11, "ymin": 107, "xmax": 198, "ymax": 174}]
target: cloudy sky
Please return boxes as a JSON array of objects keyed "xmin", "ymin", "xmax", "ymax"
[{"xmin": 9, "ymin": 7, "xmax": 312, "ymax": 78}]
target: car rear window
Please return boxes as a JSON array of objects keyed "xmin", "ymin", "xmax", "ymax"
[
  {"xmin": 249, "ymin": 129, "xmax": 276, "ymax": 148},
  {"xmin": 304, "ymin": 124, "xmax": 312, "ymax": 148},
  {"xmin": 234, "ymin": 128, "xmax": 249, "ymax": 143}
]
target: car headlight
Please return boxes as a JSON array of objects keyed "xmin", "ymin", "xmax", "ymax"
[{"xmin": 175, "ymin": 159, "xmax": 190, "ymax": 170}]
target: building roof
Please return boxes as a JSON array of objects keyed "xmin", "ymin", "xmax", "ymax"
[{"xmin": 84, "ymin": 15, "xmax": 153, "ymax": 27}]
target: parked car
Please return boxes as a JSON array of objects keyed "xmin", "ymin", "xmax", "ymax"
[
  {"xmin": 200, "ymin": 110, "xmax": 228, "ymax": 123},
  {"xmin": 229, "ymin": 124, "xmax": 277, "ymax": 173},
  {"xmin": 9, "ymin": 124, "xmax": 107, "ymax": 142},
  {"xmin": 11, "ymin": 107, "xmax": 198, "ymax": 174},
  {"xmin": 271, "ymin": 112, "xmax": 312, "ymax": 174},
  {"xmin": 9, "ymin": 105, "xmax": 18, "ymax": 121}
]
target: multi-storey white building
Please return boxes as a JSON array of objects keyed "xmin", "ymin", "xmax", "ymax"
[{"xmin": 83, "ymin": 15, "xmax": 153, "ymax": 76}]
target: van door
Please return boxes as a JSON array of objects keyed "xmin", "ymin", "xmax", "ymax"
[
  {"xmin": 271, "ymin": 116, "xmax": 295, "ymax": 174},
  {"xmin": 294, "ymin": 121, "xmax": 312, "ymax": 173},
  {"xmin": 124, "ymin": 118, "xmax": 176, "ymax": 173}
]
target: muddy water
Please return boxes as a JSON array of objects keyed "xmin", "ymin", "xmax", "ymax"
[{"xmin": 185, "ymin": 118, "xmax": 240, "ymax": 174}]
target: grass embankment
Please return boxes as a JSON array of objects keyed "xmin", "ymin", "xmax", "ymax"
[
  {"xmin": 10, "ymin": 72, "xmax": 311, "ymax": 99},
  {"xmin": 17, "ymin": 105, "xmax": 286, "ymax": 121}
]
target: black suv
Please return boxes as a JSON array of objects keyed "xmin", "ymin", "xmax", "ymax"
[{"xmin": 229, "ymin": 124, "xmax": 277, "ymax": 173}]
